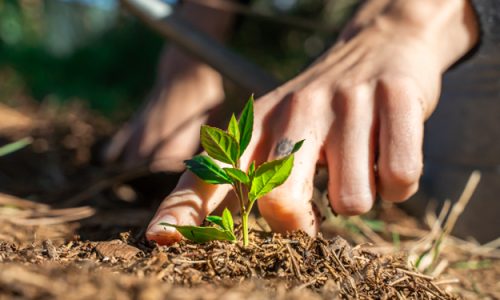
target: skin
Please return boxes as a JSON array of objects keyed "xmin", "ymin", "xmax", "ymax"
[
  {"xmin": 130, "ymin": 0, "xmax": 480, "ymax": 244},
  {"xmin": 104, "ymin": 2, "xmax": 232, "ymax": 172}
]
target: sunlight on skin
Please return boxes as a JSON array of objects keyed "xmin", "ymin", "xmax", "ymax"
[{"xmin": 145, "ymin": 0, "xmax": 479, "ymax": 245}]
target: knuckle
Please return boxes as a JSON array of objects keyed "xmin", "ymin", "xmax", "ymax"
[
  {"xmin": 274, "ymin": 91, "xmax": 309, "ymax": 123},
  {"xmin": 334, "ymin": 83, "xmax": 369, "ymax": 114},
  {"xmin": 336, "ymin": 82, "xmax": 359, "ymax": 99},
  {"xmin": 285, "ymin": 85, "xmax": 326, "ymax": 110},
  {"xmin": 379, "ymin": 75, "xmax": 420, "ymax": 95},
  {"xmin": 381, "ymin": 182, "xmax": 419, "ymax": 203},
  {"xmin": 382, "ymin": 161, "xmax": 422, "ymax": 187},
  {"xmin": 378, "ymin": 76, "xmax": 426, "ymax": 116},
  {"xmin": 332, "ymin": 191, "xmax": 374, "ymax": 216},
  {"xmin": 277, "ymin": 86, "xmax": 332, "ymax": 125},
  {"xmin": 336, "ymin": 80, "xmax": 358, "ymax": 95},
  {"xmin": 285, "ymin": 89, "xmax": 310, "ymax": 109},
  {"xmin": 404, "ymin": 182, "xmax": 419, "ymax": 199}
]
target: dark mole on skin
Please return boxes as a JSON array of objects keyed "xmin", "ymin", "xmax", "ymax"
[{"xmin": 275, "ymin": 138, "xmax": 294, "ymax": 157}]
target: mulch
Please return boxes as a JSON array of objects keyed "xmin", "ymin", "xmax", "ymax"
[
  {"xmin": 0, "ymin": 229, "xmax": 455, "ymax": 299},
  {"xmin": 0, "ymin": 101, "xmax": 497, "ymax": 299}
]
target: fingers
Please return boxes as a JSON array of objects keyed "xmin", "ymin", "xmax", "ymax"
[
  {"xmin": 326, "ymin": 79, "xmax": 425, "ymax": 213},
  {"xmin": 326, "ymin": 85, "xmax": 377, "ymax": 215},
  {"xmin": 146, "ymin": 76, "xmax": 426, "ymax": 245},
  {"xmin": 146, "ymin": 172, "xmax": 231, "ymax": 245},
  {"xmin": 377, "ymin": 79, "xmax": 424, "ymax": 201},
  {"xmin": 257, "ymin": 91, "xmax": 330, "ymax": 236},
  {"xmin": 103, "ymin": 123, "xmax": 134, "ymax": 163}
]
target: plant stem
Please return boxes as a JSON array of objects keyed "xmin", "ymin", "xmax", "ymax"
[
  {"xmin": 234, "ymin": 159, "xmax": 250, "ymax": 247},
  {"xmin": 242, "ymin": 211, "xmax": 249, "ymax": 247},
  {"xmin": 233, "ymin": 182, "xmax": 249, "ymax": 246}
]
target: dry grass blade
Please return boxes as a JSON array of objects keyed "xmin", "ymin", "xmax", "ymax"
[
  {"xmin": 388, "ymin": 275, "xmax": 409, "ymax": 286},
  {"xmin": 397, "ymin": 268, "xmax": 434, "ymax": 281},
  {"xmin": 0, "ymin": 193, "xmax": 50, "ymax": 210},
  {"xmin": 433, "ymin": 278, "xmax": 460, "ymax": 285},
  {"xmin": 286, "ymin": 243, "xmax": 302, "ymax": 280},
  {"xmin": 349, "ymin": 216, "xmax": 388, "ymax": 245},
  {"xmin": 442, "ymin": 171, "xmax": 481, "ymax": 237},
  {"xmin": 413, "ymin": 171, "xmax": 481, "ymax": 273},
  {"xmin": 7, "ymin": 206, "xmax": 95, "ymax": 225},
  {"xmin": 171, "ymin": 259, "xmax": 208, "ymax": 265},
  {"xmin": 482, "ymin": 237, "xmax": 500, "ymax": 249}
]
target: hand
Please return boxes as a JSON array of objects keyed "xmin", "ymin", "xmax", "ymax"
[
  {"xmin": 146, "ymin": 0, "xmax": 479, "ymax": 244},
  {"xmin": 104, "ymin": 0, "xmax": 234, "ymax": 171}
]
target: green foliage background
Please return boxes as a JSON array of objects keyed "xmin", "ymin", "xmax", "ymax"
[{"xmin": 0, "ymin": 0, "xmax": 358, "ymax": 119}]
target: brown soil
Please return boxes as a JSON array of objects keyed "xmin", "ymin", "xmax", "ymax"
[
  {"xmin": 0, "ymin": 101, "xmax": 498, "ymax": 299},
  {"xmin": 0, "ymin": 230, "xmax": 457, "ymax": 300}
]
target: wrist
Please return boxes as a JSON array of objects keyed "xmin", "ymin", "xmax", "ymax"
[{"xmin": 379, "ymin": 0, "xmax": 479, "ymax": 71}]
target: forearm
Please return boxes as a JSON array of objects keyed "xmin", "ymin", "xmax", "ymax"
[{"xmin": 157, "ymin": 1, "xmax": 235, "ymax": 79}]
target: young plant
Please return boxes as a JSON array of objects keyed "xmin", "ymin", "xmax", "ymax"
[{"xmin": 160, "ymin": 96, "xmax": 303, "ymax": 246}]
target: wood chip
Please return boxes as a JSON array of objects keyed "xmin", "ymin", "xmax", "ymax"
[{"xmin": 95, "ymin": 240, "xmax": 141, "ymax": 260}]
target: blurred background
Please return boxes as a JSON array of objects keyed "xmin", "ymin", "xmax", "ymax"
[
  {"xmin": 0, "ymin": 0, "xmax": 359, "ymax": 120},
  {"xmin": 0, "ymin": 0, "xmax": 360, "ymax": 228}
]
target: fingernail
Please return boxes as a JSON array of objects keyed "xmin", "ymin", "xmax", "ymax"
[{"xmin": 147, "ymin": 215, "xmax": 177, "ymax": 234}]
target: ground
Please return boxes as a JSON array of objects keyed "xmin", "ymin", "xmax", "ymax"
[{"xmin": 0, "ymin": 101, "xmax": 498, "ymax": 299}]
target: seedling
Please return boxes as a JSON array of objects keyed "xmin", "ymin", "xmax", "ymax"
[{"xmin": 160, "ymin": 96, "xmax": 303, "ymax": 246}]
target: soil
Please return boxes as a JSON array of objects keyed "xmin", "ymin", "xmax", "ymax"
[
  {"xmin": 0, "ymin": 230, "xmax": 458, "ymax": 300},
  {"xmin": 0, "ymin": 101, "xmax": 498, "ymax": 299}
]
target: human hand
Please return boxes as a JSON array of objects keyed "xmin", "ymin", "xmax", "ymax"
[{"xmin": 146, "ymin": 0, "xmax": 478, "ymax": 244}]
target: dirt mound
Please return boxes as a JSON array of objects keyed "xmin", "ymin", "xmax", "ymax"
[{"xmin": 1, "ymin": 230, "xmax": 455, "ymax": 299}]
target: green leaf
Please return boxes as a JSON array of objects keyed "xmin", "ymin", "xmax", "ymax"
[
  {"xmin": 206, "ymin": 215, "xmax": 224, "ymax": 228},
  {"xmin": 248, "ymin": 161, "xmax": 256, "ymax": 179},
  {"xmin": 0, "ymin": 137, "xmax": 32, "ymax": 157},
  {"xmin": 238, "ymin": 96, "xmax": 254, "ymax": 155},
  {"xmin": 248, "ymin": 161, "xmax": 256, "ymax": 190},
  {"xmin": 200, "ymin": 125, "xmax": 239, "ymax": 165},
  {"xmin": 205, "ymin": 209, "xmax": 234, "ymax": 233},
  {"xmin": 222, "ymin": 208, "xmax": 234, "ymax": 233},
  {"xmin": 249, "ymin": 155, "xmax": 294, "ymax": 201},
  {"xmin": 159, "ymin": 223, "xmax": 236, "ymax": 243},
  {"xmin": 184, "ymin": 155, "xmax": 232, "ymax": 184},
  {"xmin": 291, "ymin": 140, "xmax": 305, "ymax": 154},
  {"xmin": 224, "ymin": 167, "xmax": 250, "ymax": 184},
  {"xmin": 227, "ymin": 114, "xmax": 240, "ymax": 143}
]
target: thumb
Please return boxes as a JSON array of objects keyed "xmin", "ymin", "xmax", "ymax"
[{"xmin": 146, "ymin": 171, "xmax": 231, "ymax": 245}]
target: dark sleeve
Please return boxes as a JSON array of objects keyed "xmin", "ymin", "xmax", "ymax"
[
  {"xmin": 470, "ymin": 0, "xmax": 500, "ymax": 50},
  {"xmin": 453, "ymin": 0, "xmax": 499, "ymax": 66}
]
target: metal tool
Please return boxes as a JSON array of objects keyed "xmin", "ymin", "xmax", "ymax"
[{"xmin": 120, "ymin": 0, "xmax": 280, "ymax": 96}]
